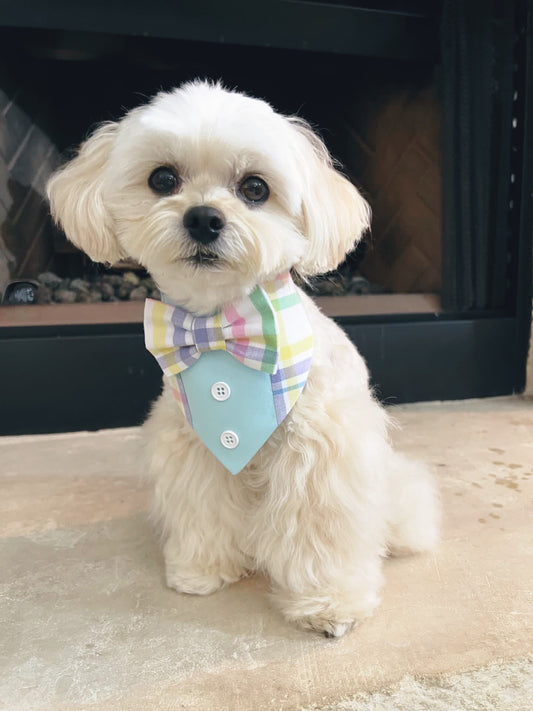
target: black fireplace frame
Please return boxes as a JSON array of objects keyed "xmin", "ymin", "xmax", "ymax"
[{"xmin": 0, "ymin": 0, "xmax": 531, "ymax": 435}]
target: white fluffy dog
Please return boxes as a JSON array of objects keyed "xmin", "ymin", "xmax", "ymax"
[{"xmin": 47, "ymin": 81, "xmax": 439, "ymax": 637}]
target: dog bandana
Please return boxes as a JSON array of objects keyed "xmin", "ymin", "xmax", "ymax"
[{"xmin": 144, "ymin": 273, "xmax": 314, "ymax": 474}]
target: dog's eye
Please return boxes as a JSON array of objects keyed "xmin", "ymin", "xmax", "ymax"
[
  {"xmin": 148, "ymin": 167, "xmax": 180, "ymax": 195},
  {"xmin": 238, "ymin": 176, "xmax": 269, "ymax": 205}
]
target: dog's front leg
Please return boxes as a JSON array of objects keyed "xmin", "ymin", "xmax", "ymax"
[
  {"xmin": 160, "ymin": 476, "xmax": 251, "ymax": 597},
  {"xmin": 253, "ymin": 443, "xmax": 388, "ymax": 637},
  {"xmin": 145, "ymin": 400, "xmax": 251, "ymax": 596},
  {"xmin": 163, "ymin": 520, "xmax": 249, "ymax": 597},
  {"xmin": 160, "ymin": 466, "xmax": 251, "ymax": 595},
  {"xmin": 269, "ymin": 554, "xmax": 384, "ymax": 638}
]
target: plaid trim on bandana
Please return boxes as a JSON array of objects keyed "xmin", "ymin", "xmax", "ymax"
[
  {"xmin": 144, "ymin": 272, "xmax": 313, "ymax": 426},
  {"xmin": 262, "ymin": 274, "xmax": 314, "ymax": 424}
]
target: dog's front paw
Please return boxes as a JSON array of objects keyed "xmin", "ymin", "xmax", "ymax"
[
  {"xmin": 296, "ymin": 614, "xmax": 357, "ymax": 638},
  {"xmin": 275, "ymin": 586, "xmax": 379, "ymax": 638},
  {"xmin": 165, "ymin": 564, "xmax": 248, "ymax": 596}
]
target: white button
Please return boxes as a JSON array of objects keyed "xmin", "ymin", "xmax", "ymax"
[
  {"xmin": 220, "ymin": 430, "xmax": 239, "ymax": 449},
  {"xmin": 211, "ymin": 381, "xmax": 231, "ymax": 401}
]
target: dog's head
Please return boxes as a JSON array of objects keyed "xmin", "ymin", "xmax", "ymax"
[{"xmin": 47, "ymin": 81, "xmax": 370, "ymax": 313}]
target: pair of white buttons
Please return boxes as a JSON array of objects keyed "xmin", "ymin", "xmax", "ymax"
[{"xmin": 211, "ymin": 381, "xmax": 239, "ymax": 450}]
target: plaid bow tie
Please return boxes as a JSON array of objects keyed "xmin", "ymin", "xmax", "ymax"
[{"xmin": 144, "ymin": 286, "xmax": 281, "ymax": 378}]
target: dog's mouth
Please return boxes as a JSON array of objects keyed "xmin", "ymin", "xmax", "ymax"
[{"xmin": 186, "ymin": 249, "xmax": 222, "ymax": 268}]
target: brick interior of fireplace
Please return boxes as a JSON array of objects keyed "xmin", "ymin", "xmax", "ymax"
[{"xmin": 0, "ymin": 28, "xmax": 441, "ymax": 326}]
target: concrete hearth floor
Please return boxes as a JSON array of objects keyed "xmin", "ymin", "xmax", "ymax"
[{"xmin": 1, "ymin": 397, "xmax": 532, "ymax": 710}]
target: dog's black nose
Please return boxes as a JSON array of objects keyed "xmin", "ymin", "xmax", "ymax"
[{"xmin": 183, "ymin": 206, "xmax": 225, "ymax": 244}]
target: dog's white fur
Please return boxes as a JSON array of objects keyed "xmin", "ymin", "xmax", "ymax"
[{"xmin": 47, "ymin": 81, "xmax": 440, "ymax": 637}]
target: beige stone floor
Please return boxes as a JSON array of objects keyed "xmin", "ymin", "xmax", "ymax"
[{"xmin": 1, "ymin": 397, "xmax": 532, "ymax": 710}]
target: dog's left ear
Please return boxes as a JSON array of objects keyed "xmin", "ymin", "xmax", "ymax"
[{"xmin": 287, "ymin": 118, "xmax": 370, "ymax": 276}]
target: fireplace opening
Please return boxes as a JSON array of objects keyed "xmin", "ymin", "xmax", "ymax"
[
  {"xmin": 0, "ymin": 26, "xmax": 442, "ymax": 326},
  {"xmin": 0, "ymin": 1, "xmax": 530, "ymax": 434}
]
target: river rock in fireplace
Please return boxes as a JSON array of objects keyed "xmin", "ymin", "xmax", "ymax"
[
  {"xmin": 8, "ymin": 270, "xmax": 162, "ymax": 305},
  {"xmin": 3, "ymin": 263, "xmax": 385, "ymax": 305}
]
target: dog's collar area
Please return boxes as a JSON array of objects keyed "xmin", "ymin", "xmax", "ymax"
[
  {"xmin": 144, "ymin": 271, "xmax": 314, "ymax": 474},
  {"xmin": 159, "ymin": 272, "xmax": 292, "ymax": 314},
  {"xmin": 150, "ymin": 273, "xmax": 295, "ymax": 374}
]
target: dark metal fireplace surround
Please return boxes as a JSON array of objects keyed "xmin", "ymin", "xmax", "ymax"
[{"xmin": 0, "ymin": 0, "xmax": 531, "ymax": 434}]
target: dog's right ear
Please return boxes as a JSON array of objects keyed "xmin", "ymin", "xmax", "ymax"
[{"xmin": 47, "ymin": 122, "xmax": 125, "ymax": 264}]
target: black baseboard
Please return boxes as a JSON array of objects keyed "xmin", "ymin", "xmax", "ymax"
[
  {"xmin": 0, "ymin": 315, "xmax": 522, "ymax": 435},
  {"xmin": 343, "ymin": 316, "xmax": 517, "ymax": 404}
]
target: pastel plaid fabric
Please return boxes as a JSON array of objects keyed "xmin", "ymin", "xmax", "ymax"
[
  {"xmin": 262, "ymin": 275, "xmax": 314, "ymax": 424},
  {"xmin": 144, "ymin": 273, "xmax": 314, "ymax": 425},
  {"xmin": 144, "ymin": 286, "xmax": 280, "ymax": 376}
]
